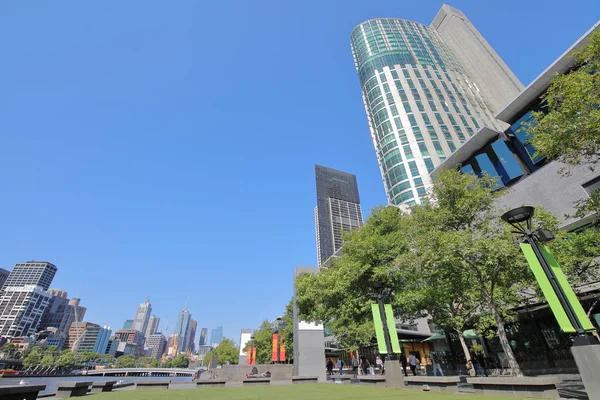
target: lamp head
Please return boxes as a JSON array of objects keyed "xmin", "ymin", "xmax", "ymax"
[{"xmin": 501, "ymin": 206, "xmax": 535, "ymax": 225}]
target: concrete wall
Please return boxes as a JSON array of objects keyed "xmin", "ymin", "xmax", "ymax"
[
  {"xmin": 497, "ymin": 161, "xmax": 599, "ymax": 229},
  {"xmin": 218, "ymin": 364, "xmax": 293, "ymax": 382},
  {"xmin": 293, "ymin": 266, "xmax": 327, "ymax": 381}
]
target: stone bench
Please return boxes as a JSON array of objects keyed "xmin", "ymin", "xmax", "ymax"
[
  {"xmin": 90, "ymin": 380, "xmax": 117, "ymax": 393},
  {"xmin": 292, "ymin": 376, "xmax": 319, "ymax": 384},
  {"xmin": 56, "ymin": 381, "xmax": 92, "ymax": 398},
  {"xmin": 135, "ymin": 380, "xmax": 171, "ymax": 390},
  {"xmin": 113, "ymin": 382, "xmax": 135, "ymax": 389},
  {"xmin": 358, "ymin": 376, "xmax": 386, "ymax": 387},
  {"xmin": 467, "ymin": 376, "xmax": 560, "ymax": 398},
  {"xmin": 196, "ymin": 379, "xmax": 227, "ymax": 388},
  {"xmin": 0, "ymin": 385, "xmax": 46, "ymax": 400},
  {"xmin": 330, "ymin": 375, "xmax": 353, "ymax": 384},
  {"xmin": 243, "ymin": 378, "xmax": 271, "ymax": 386},
  {"xmin": 404, "ymin": 376, "xmax": 461, "ymax": 393}
]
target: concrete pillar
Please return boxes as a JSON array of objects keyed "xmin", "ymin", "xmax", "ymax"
[
  {"xmin": 293, "ymin": 266, "xmax": 327, "ymax": 382},
  {"xmin": 385, "ymin": 361, "xmax": 405, "ymax": 389}
]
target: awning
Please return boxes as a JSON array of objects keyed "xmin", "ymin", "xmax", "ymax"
[
  {"xmin": 422, "ymin": 332, "xmax": 446, "ymax": 342},
  {"xmin": 463, "ymin": 329, "xmax": 481, "ymax": 339}
]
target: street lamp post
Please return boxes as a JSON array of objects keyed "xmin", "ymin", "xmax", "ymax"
[
  {"xmin": 372, "ymin": 283, "xmax": 395, "ymax": 362},
  {"xmin": 502, "ymin": 206, "xmax": 600, "ymax": 395}
]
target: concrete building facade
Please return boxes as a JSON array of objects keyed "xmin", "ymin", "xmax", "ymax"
[
  {"xmin": 0, "ymin": 268, "xmax": 9, "ymax": 289},
  {"xmin": 132, "ymin": 298, "xmax": 152, "ymax": 335},
  {"xmin": 174, "ymin": 309, "xmax": 192, "ymax": 353},
  {"xmin": 430, "ymin": 4, "xmax": 524, "ymax": 114},
  {"xmin": 145, "ymin": 315, "xmax": 160, "ymax": 339},
  {"xmin": 39, "ymin": 289, "xmax": 86, "ymax": 340},
  {"xmin": 186, "ymin": 319, "xmax": 197, "ymax": 354},
  {"xmin": 0, "ymin": 285, "xmax": 52, "ymax": 337},
  {"xmin": 1, "ymin": 261, "xmax": 57, "ymax": 291},
  {"xmin": 146, "ymin": 333, "xmax": 167, "ymax": 359},
  {"xmin": 314, "ymin": 165, "xmax": 363, "ymax": 267},
  {"xmin": 350, "ymin": 9, "xmax": 516, "ymax": 207}
]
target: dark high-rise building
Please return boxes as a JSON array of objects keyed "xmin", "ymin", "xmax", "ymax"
[
  {"xmin": 314, "ymin": 165, "xmax": 364, "ymax": 267},
  {"xmin": 0, "ymin": 268, "xmax": 9, "ymax": 289},
  {"xmin": 186, "ymin": 319, "xmax": 197, "ymax": 353},
  {"xmin": 39, "ymin": 289, "xmax": 86, "ymax": 340},
  {"xmin": 199, "ymin": 328, "xmax": 207, "ymax": 346},
  {"xmin": 2, "ymin": 261, "xmax": 57, "ymax": 291}
]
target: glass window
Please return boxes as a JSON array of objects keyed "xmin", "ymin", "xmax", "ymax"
[
  {"xmin": 428, "ymin": 101, "xmax": 438, "ymax": 111},
  {"xmin": 432, "ymin": 141, "xmax": 444, "ymax": 155},
  {"xmin": 491, "ymin": 140, "xmax": 524, "ymax": 181},
  {"xmin": 418, "ymin": 142, "xmax": 429, "ymax": 156},
  {"xmin": 475, "ymin": 153, "xmax": 502, "ymax": 187},
  {"xmin": 424, "ymin": 158, "xmax": 434, "ymax": 173},
  {"xmin": 461, "ymin": 163, "xmax": 475, "ymax": 175},
  {"xmin": 509, "ymin": 110, "xmax": 545, "ymax": 163},
  {"xmin": 403, "ymin": 145, "xmax": 414, "ymax": 160}
]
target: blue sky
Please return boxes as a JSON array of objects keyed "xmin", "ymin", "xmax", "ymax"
[{"xmin": 1, "ymin": 0, "xmax": 599, "ymax": 345}]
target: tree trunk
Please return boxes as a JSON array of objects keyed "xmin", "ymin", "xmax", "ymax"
[
  {"xmin": 491, "ymin": 306, "xmax": 523, "ymax": 377},
  {"xmin": 456, "ymin": 330, "xmax": 471, "ymax": 363}
]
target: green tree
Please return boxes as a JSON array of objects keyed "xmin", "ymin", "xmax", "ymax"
[
  {"xmin": 296, "ymin": 206, "xmax": 412, "ymax": 350},
  {"xmin": 55, "ymin": 351, "xmax": 75, "ymax": 369},
  {"xmin": 406, "ymin": 169, "xmax": 535, "ymax": 376},
  {"xmin": 171, "ymin": 354, "xmax": 190, "ymax": 368},
  {"xmin": 205, "ymin": 338, "xmax": 238, "ymax": 366},
  {"xmin": 136, "ymin": 356, "xmax": 156, "ymax": 367},
  {"xmin": 163, "ymin": 358, "xmax": 173, "ymax": 368},
  {"xmin": 149, "ymin": 359, "xmax": 160, "ymax": 368},
  {"xmin": 0, "ymin": 343, "xmax": 18, "ymax": 360},
  {"xmin": 279, "ymin": 300, "xmax": 294, "ymax": 361},
  {"xmin": 248, "ymin": 320, "xmax": 275, "ymax": 364},
  {"xmin": 115, "ymin": 355, "xmax": 137, "ymax": 368},
  {"xmin": 40, "ymin": 354, "xmax": 56, "ymax": 368},
  {"xmin": 23, "ymin": 347, "xmax": 43, "ymax": 369},
  {"xmin": 99, "ymin": 354, "xmax": 116, "ymax": 366},
  {"xmin": 529, "ymin": 29, "xmax": 600, "ymax": 218}
]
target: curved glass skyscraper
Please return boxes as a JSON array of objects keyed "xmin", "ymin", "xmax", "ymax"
[{"xmin": 351, "ymin": 18, "xmax": 506, "ymax": 206}]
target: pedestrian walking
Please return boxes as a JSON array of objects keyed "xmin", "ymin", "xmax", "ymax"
[
  {"xmin": 337, "ymin": 358, "xmax": 343, "ymax": 375},
  {"xmin": 408, "ymin": 353, "xmax": 418, "ymax": 376},
  {"xmin": 326, "ymin": 359, "xmax": 334, "ymax": 376},
  {"xmin": 400, "ymin": 355, "xmax": 408, "ymax": 377},
  {"xmin": 431, "ymin": 352, "xmax": 444, "ymax": 376}
]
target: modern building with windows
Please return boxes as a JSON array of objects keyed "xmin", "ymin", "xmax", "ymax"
[
  {"xmin": 145, "ymin": 315, "xmax": 160, "ymax": 339},
  {"xmin": 199, "ymin": 327, "xmax": 207, "ymax": 346},
  {"xmin": 132, "ymin": 298, "xmax": 152, "ymax": 335},
  {"xmin": 146, "ymin": 333, "xmax": 167, "ymax": 359},
  {"xmin": 314, "ymin": 165, "xmax": 364, "ymax": 267},
  {"xmin": 1, "ymin": 261, "xmax": 57, "ymax": 291},
  {"xmin": 210, "ymin": 326, "xmax": 223, "ymax": 346},
  {"xmin": 0, "ymin": 285, "xmax": 52, "ymax": 337},
  {"xmin": 39, "ymin": 289, "xmax": 86, "ymax": 340},
  {"xmin": 186, "ymin": 319, "xmax": 197, "ymax": 354},
  {"xmin": 174, "ymin": 308, "xmax": 192, "ymax": 353},
  {"xmin": 430, "ymin": 21, "xmax": 600, "ymax": 372},
  {"xmin": 350, "ymin": 6, "xmax": 521, "ymax": 207},
  {"xmin": 0, "ymin": 268, "xmax": 9, "ymax": 289}
]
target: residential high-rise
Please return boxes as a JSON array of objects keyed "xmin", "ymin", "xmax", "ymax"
[
  {"xmin": 145, "ymin": 315, "xmax": 160, "ymax": 339},
  {"xmin": 0, "ymin": 268, "xmax": 9, "ymax": 289},
  {"xmin": 0, "ymin": 285, "xmax": 52, "ymax": 337},
  {"xmin": 132, "ymin": 298, "xmax": 152, "ymax": 335},
  {"xmin": 199, "ymin": 328, "xmax": 207, "ymax": 346},
  {"xmin": 146, "ymin": 333, "xmax": 167, "ymax": 359},
  {"xmin": 186, "ymin": 319, "xmax": 197, "ymax": 354},
  {"xmin": 210, "ymin": 326, "xmax": 223, "ymax": 346},
  {"xmin": 431, "ymin": 5, "xmax": 524, "ymax": 114},
  {"xmin": 350, "ymin": 14, "xmax": 511, "ymax": 206},
  {"xmin": 39, "ymin": 289, "xmax": 86, "ymax": 340},
  {"xmin": 174, "ymin": 308, "xmax": 192, "ymax": 353},
  {"xmin": 314, "ymin": 165, "xmax": 363, "ymax": 267},
  {"xmin": 1, "ymin": 261, "xmax": 57, "ymax": 291}
]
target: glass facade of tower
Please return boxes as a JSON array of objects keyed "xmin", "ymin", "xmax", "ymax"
[{"xmin": 351, "ymin": 19, "xmax": 504, "ymax": 206}]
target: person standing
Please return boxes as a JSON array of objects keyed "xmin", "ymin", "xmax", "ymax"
[
  {"xmin": 337, "ymin": 358, "xmax": 343, "ymax": 375},
  {"xmin": 326, "ymin": 359, "xmax": 334, "ymax": 376},
  {"xmin": 376, "ymin": 356, "xmax": 383, "ymax": 375},
  {"xmin": 431, "ymin": 352, "xmax": 444, "ymax": 377},
  {"xmin": 408, "ymin": 353, "xmax": 418, "ymax": 376},
  {"xmin": 401, "ymin": 355, "xmax": 408, "ymax": 377},
  {"xmin": 351, "ymin": 356, "xmax": 359, "ymax": 378}
]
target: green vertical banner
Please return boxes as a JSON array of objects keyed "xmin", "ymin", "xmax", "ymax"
[
  {"xmin": 371, "ymin": 304, "xmax": 388, "ymax": 354},
  {"xmin": 541, "ymin": 246, "xmax": 596, "ymax": 332},
  {"xmin": 520, "ymin": 243, "xmax": 575, "ymax": 333},
  {"xmin": 384, "ymin": 304, "xmax": 402, "ymax": 354}
]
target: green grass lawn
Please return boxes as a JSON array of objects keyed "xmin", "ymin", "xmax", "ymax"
[{"xmin": 90, "ymin": 384, "xmax": 517, "ymax": 400}]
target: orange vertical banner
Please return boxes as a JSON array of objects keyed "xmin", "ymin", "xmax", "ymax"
[
  {"xmin": 279, "ymin": 339, "xmax": 286, "ymax": 362},
  {"xmin": 251, "ymin": 347, "xmax": 256, "ymax": 365},
  {"xmin": 246, "ymin": 346, "xmax": 251, "ymax": 365},
  {"xmin": 272, "ymin": 333, "xmax": 278, "ymax": 362}
]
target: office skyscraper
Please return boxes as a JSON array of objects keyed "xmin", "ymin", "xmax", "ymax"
[
  {"xmin": 199, "ymin": 327, "xmax": 207, "ymax": 346},
  {"xmin": 174, "ymin": 308, "xmax": 192, "ymax": 353},
  {"xmin": 39, "ymin": 289, "xmax": 86, "ymax": 339},
  {"xmin": 351, "ymin": 10, "xmax": 517, "ymax": 206},
  {"xmin": 2, "ymin": 261, "xmax": 57, "ymax": 291},
  {"xmin": 0, "ymin": 268, "xmax": 9, "ymax": 289},
  {"xmin": 132, "ymin": 298, "xmax": 152, "ymax": 335},
  {"xmin": 431, "ymin": 5, "xmax": 524, "ymax": 114},
  {"xmin": 122, "ymin": 320, "xmax": 133, "ymax": 330},
  {"xmin": 210, "ymin": 326, "xmax": 223, "ymax": 346},
  {"xmin": 0, "ymin": 285, "xmax": 52, "ymax": 337},
  {"xmin": 145, "ymin": 315, "xmax": 160, "ymax": 338},
  {"xmin": 314, "ymin": 165, "xmax": 363, "ymax": 267},
  {"xmin": 186, "ymin": 319, "xmax": 197, "ymax": 353}
]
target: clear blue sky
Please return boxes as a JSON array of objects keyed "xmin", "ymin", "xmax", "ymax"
[{"xmin": 1, "ymin": 0, "xmax": 599, "ymax": 344}]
